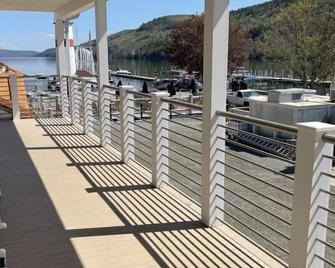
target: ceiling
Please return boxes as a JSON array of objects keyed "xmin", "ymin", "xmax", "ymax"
[{"xmin": 0, "ymin": 0, "xmax": 95, "ymax": 19}]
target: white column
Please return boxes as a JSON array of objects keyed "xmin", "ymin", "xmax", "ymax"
[
  {"xmin": 95, "ymin": 0, "xmax": 109, "ymax": 147},
  {"xmin": 289, "ymin": 122, "xmax": 335, "ymax": 268},
  {"xmin": 69, "ymin": 78, "xmax": 81, "ymax": 125},
  {"xmin": 151, "ymin": 92, "xmax": 170, "ymax": 188},
  {"xmin": 65, "ymin": 22, "xmax": 77, "ymax": 76},
  {"xmin": 60, "ymin": 76, "xmax": 70, "ymax": 118},
  {"xmin": 9, "ymin": 75, "xmax": 20, "ymax": 121},
  {"xmin": 82, "ymin": 81, "xmax": 94, "ymax": 135},
  {"xmin": 120, "ymin": 86, "xmax": 134, "ymax": 163},
  {"xmin": 55, "ymin": 17, "xmax": 70, "ymax": 118},
  {"xmin": 201, "ymin": 0, "xmax": 230, "ymax": 227}
]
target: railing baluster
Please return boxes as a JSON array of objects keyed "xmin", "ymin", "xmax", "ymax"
[
  {"xmin": 120, "ymin": 86, "xmax": 135, "ymax": 163},
  {"xmin": 9, "ymin": 74, "xmax": 20, "ymax": 121},
  {"xmin": 69, "ymin": 77, "xmax": 80, "ymax": 126},
  {"xmin": 99, "ymin": 85, "xmax": 111, "ymax": 147},
  {"xmin": 82, "ymin": 81, "xmax": 94, "ymax": 136},
  {"xmin": 151, "ymin": 92, "xmax": 170, "ymax": 188},
  {"xmin": 60, "ymin": 76, "xmax": 70, "ymax": 118},
  {"xmin": 290, "ymin": 122, "xmax": 335, "ymax": 268}
]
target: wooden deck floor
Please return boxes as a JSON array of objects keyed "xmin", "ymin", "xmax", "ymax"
[{"xmin": 0, "ymin": 118, "xmax": 284, "ymax": 268}]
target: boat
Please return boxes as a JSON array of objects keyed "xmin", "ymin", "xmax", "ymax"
[{"xmin": 115, "ymin": 68, "xmax": 133, "ymax": 75}]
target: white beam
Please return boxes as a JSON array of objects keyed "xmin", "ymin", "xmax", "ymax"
[
  {"xmin": 56, "ymin": 0, "xmax": 94, "ymax": 20},
  {"xmin": 201, "ymin": 0, "xmax": 230, "ymax": 227}
]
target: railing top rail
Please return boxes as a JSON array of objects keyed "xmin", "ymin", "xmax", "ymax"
[
  {"xmin": 83, "ymin": 79, "xmax": 98, "ymax": 86},
  {"xmin": 126, "ymin": 89, "xmax": 151, "ymax": 98},
  {"xmin": 161, "ymin": 97, "xmax": 203, "ymax": 111},
  {"xmin": 103, "ymin": 84, "xmax": 119, "ymax": 90},
  {"xmin": 216, "ymin": 110, "xmax": 298, "ymax": 135},
  {"xmin": 23, "ymin": 74, "xmax": 58, "ymax": 79},
  {"xmin": 322, "ymin": 133, "xmax": 335, "ymax": 144}
]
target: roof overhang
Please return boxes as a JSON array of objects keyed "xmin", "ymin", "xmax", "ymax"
[{"xmin": 0, "ymin": 0, "xmax": 95, "ymax": 20}]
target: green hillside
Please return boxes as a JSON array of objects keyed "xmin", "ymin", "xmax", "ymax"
[
  {"xmin": 231, "ymin": 0, "xmax": 295, "ymax": 60},
  {"xmin": 86, "ymin": 15, "xmax": 192, "ymax": 60},
  {"xmin": 86, "ymin": 1, "xmax": 298, "ymax": 61}
]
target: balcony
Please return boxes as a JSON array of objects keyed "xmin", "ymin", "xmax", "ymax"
[
  {"xmin": 0, "ymin": 0, "xmax": 335, "ymax": 267},
  {"xmin": 0, "ymin": 74, "xmax": 334, "ymax": 267}
]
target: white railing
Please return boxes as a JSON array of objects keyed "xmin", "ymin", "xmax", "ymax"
[{"xmin": 55, "ymin": 75, "xmax": 335, "ymax": 267}]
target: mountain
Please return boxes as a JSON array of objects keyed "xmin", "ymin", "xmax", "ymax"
[
  {"xmin": 85, "ymin": 15, "xmax": 192, "ymax": 60},
  {"xmin": 231, "ymin": 0, "xmax": 295, "ymax": 60},
  {"xmin": 0, "ymin": 1, "xmax": 309, "ymax": 61},
  {"xmin": 84, "ymin": 2, "xmax": 298, "ymax": 61},
  {"xmin": 36, "ymin": 48, "xmax": 56, "ymax": 57},
  {"xmin": 0, "ymin": 49, "xmax": 39, "ymax": 57}
]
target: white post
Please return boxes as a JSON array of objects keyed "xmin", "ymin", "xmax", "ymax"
[
  {"xmin": 55, "ymin": 18, "xmax": 70, "ymax": 118},
  {"xmin": 55, "ymin": 19, "xmax": 67, "ymax": 77},
  {"xmin": 120, "ymin": 86, "xmax": 134, "ymax": 163},
  {"xmin": 9, "ymin": 75, "xmax": 20, "ymax": 121},
  {"xmin": 82, "ymin": 81, "xmax": 94, "ymax": 135},
  {"xmin": 99, "ymin": 86, "xmax": 112, "ymax": 146},
  {"xmin": 151, "ymin": 92, "xmax": 170, "ymax": 188},
  {"xmin": 69, "ymin": 78, "xmax": 80, "ymax": 125},
  {"xmin": 289, "ymin": 122, "xmax": 335, "ymax": 268},
  {"xmin": 95, "ymin": 0, "xmax": 109, "ymax": 147},
  {"xmin": 65, "ymin": 22, "xmax": 77, "ymax": 76},
  {"xmin": 201, "ymin": 0, "xmax": 230, "ymax": 227},
  {"xmin": 60, "ymin": 76, "xmax": 70, "ymax": 118}
]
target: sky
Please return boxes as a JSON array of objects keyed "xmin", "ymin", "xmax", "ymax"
[{"xmin": 0, "ymin": 0, "xmax": 268, "ymax": 52}]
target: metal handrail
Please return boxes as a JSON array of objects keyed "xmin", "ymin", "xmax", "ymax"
[
  {"xmin": 103, "ymin": 84, "xmax": 119, "ymax": 91},
  {"xmin": 126, "ymin": 89, "xmax": 151, "ymax": 98},
  {"xmin": 323, "ymin": 133, "xmax": 335, "ymax": 144},
  {"xmin": 161, "ymin": 97, "xmax": 203, "ymax": 111},
  {"xmin": 216, "ymin": 110, "xmax": 298, "ymax": 135}
]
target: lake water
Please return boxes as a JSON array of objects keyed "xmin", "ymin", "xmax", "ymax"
[
  {"xmin": 0, "ymin": 56, "xmax": 288, "ymax": 80},
  {"xmin": 0, "ymin": 57, "xmax": 57, "ymax": 75},
  {"xmin": 0, "ymin": 57, "xmax": 171, "ymax": 77}
]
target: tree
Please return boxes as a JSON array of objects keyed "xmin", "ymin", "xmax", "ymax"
[
  {"xmin": 166, "ymin": 15, "xmax": 204, "ymax": 73},
  {"xmin": 228, "ymin": 21, "xmax": 252, "ymax": 72},
  {"xmin": 265, "ymin": 0, "xmax": 335, "ymax": 88},
  {"xmin": 166, "ymin": 15, "xmax": 251, "ymax": 74}
]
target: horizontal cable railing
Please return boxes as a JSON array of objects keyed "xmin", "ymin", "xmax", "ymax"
[
  {"xmin": 160, "ymin": 97, "xmax": 202, "ymax": 202},
  {"xmin": 23, "ymin": 75, "xmax": 61, "ymax": 118},
  {"xmin": 56, "ymin": 75, "xmax": 335, "ymax": 267},
  {"xmin": 215, "ymin": 110, "xmax": 296, "ymax": 264},
  {"xmin": 124, "ymin": 89, "xmax": 152, "ymax": 169}
]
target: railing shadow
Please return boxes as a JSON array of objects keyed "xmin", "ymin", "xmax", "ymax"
[{"xmin": 34, "ymin": 117, "xmax": 272, "ymax": 268}]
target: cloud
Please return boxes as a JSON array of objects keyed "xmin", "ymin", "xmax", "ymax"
[
  {"xmin": 0, "ymin": 41, "xmax": 7, "ymax": 48},
  {"xmin": 48, "ymin": 34, "xmax": 54, "ymax": 39}
]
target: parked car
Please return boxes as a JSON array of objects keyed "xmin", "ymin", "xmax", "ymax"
[{"xmin": 227, "ymin": 89, "xmax": 261, "ymax": 107}]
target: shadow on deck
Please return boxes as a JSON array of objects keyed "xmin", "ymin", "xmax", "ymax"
[{"xmin": 0, "ymin": 118, "xmax": 282, "ymax": 267}]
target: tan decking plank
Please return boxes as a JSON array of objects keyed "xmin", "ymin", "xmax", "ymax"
[{"xmin": 0, "ymin": 118, "xmax": 285, "ymax": 268}]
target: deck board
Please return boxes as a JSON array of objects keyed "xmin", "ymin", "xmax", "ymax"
[{"xmin": 0, "ymin": 118, "xmax": 284, "ymax": 267}]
